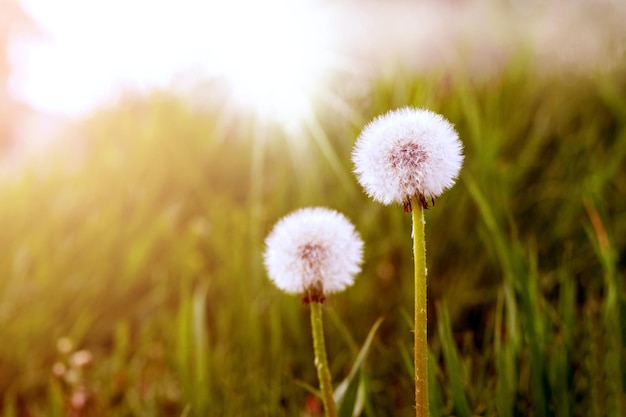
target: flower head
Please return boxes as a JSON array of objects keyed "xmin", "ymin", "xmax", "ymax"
[
  {"xmin": 352, "ymin": 107, "xmax": 463, "ymax": 206},
  {"xmin": 263, "ymin": 207, "xmax": 363, "ymax": 302}
]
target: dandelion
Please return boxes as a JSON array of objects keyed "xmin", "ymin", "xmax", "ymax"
[
  {"xmin": 264, "ymin": 207, "xmax": 364, "ymax": 417},
  {"xmin": 264, "ymin": 207, "xmax": 363, "ymax": 303},
  {"xmin": 352, "ymin": 107, "xmax": 463, "ymax": 417},
  {"xmin": 352, "ymin": 107, "xmax": 463, "ymax": 208}
]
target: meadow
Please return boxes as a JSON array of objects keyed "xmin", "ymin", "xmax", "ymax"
[{"xmin": 0, "ymin": 58, "xmax": 624, "ymax": 416}]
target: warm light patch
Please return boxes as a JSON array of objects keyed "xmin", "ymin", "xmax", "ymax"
[
  {"xmin": 204, "ymin": 0, "xmax": 334, "ymax": 126},
  {"xmin": 16, "ymin": 0, "xmax": 339, "ymax": 127}
]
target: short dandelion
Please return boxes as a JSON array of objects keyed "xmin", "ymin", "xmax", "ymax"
[
  {"xmin": 352, "ymin": 107, "xmax": 463, "ymax": 417},
  {"xmin": 264, "ymin": 207, "xmax": 364, "ymax": 417}
]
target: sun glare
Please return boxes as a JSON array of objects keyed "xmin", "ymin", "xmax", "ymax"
[
  {"xmin": 16, "ymin": 0, "xmax": 343, "ymax": 129},
  {"xmin": 204, "ymin": 0, "xmax": 335, "ymax": 126}
]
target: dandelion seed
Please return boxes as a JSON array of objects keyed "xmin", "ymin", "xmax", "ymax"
[
  {"xmin": 352, "ymin": 107, "xmax": 463, "ymax": 207},
  {"xmin": 70, "ymin": 350, "xmax": 93, "ymax": 368},
  {"xmin": 263, "ymin": 207, "xmax": 363, "ymax": 302},
  {"xmin": 64, "ymin": 369, "xmax": 80, "ymax": 385},
  {"xmin": 70, "ymin": 387, "xmax": 89, "ymax": 409},
  {"xmin": 52, "ymin": 362, "xmax": 66, "ymax": 377},
  {"xmin": 57, "ymin": 337, "xmax": 74, "ymax": 354}
]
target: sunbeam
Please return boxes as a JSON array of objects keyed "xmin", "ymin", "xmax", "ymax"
[{"xmin": 204, "ymin": 0, "xmax": 341, "ymax": 129}]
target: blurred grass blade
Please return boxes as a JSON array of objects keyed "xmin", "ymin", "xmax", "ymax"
[
  {"xmin": 584, "ymin": 312, "xmax": 602, "ymax": 417},
  {"xmin": 584, "ymin": 199, "xmax": 623, "ymax": 416},
  {"xmin": 175, "ymin": 285, "xmax": 192, "ymax": 387},
  {"xmin": 192, "ymin": 282, "xmax": 211, "ymax": 413},
  {"xmin": 327, "ymin": 308, "xmax": 359, "ymax": 355},
  {"xmin": 336, "ymin": 373, "xmax": 366, "ymax": 417},
  {"xmin": 47, "ymin": 380, "xmax": 64, "ymax": 417},
  {"xmin": 294, "ymin": 380, "xmax": 321, "ymax": 398},
  {"xmin": 552, "ymin": 269, "xmax": 575, "ymax": 417},
  {"xmin": 175, "ymin": 281, "xmax": 211, "ymax": 415},
  {"xmin": 463, "ymin": 174, "xmax": 515, "ymax": 283},
  {"xmin": 494, "ymin": 287, "xmax": 516, "ymax": 417},
  {"xmin": 305, "ymin": 115, "xmax": 355, "ymax": 194},
  {"xmin": 437, "ymin": 303, "xmax": 472, "ymax": 417},
  {"xmin": 398, "ymin": 338, "xmax": 414, "ymax": 379},
  {"xmin": 519, "ymin": 250, "xmax": 550, "ymax": 417},
  {"xmin": 334, "ymin": 317, "xmax": 383, "ymax": 417},
  {"xmin": 428, "ymin": 351, "xmax": 444, "ymax": 417}
]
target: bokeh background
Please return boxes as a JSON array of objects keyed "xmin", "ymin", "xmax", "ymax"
[{"xmin": 1, "ymin": 0, "xmax": 625, "ymax": 416}]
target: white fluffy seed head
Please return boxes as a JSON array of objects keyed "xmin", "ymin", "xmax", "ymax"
[
  {"xmin": 352, "ymin": 107, "xmax": 464, "ymax": 205},
  {"xmin": 263, "ymin": 207, "xmax": 364, "ymax": 297}
]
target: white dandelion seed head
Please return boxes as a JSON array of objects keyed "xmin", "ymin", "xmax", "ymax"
[
  {"xmin": 352, "ymin": 107, "xmax": 464, "ymax": 205},
  {"xmin": 263, "ymin": 207, "xmax": 364, "ymax": 297}
]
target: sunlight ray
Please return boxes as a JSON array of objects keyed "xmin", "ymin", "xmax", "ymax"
[
  {"xmin": 203, "ymin": 0, "xmax": 339, "ymax": 129},
  {"xmin": 303, "ymin": 113, "xmax": 355, "ymax": 194}
]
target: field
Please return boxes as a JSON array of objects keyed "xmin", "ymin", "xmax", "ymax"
[{"xmin": 0, "ymin": 55, "xmax": 625, "ymax": 416}]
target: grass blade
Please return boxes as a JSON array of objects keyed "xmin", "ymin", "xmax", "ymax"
[
  {"xmin": 334, "ymin": 317, "xmax": 383, "ymax": 417},
  {"xmin": 437, "ymin": 303, "xmax": 472, "ymax": 417}
]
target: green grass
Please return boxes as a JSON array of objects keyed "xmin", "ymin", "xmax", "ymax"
[{"xmin": 0, "ymin": 58, "xmax": 625, "ymax": 416}]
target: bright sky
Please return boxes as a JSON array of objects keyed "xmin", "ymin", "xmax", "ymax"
[
  {"xmin": 11, "ymin": 0, "xmax": 340, "ymax": 121},
  {"xmin": 10, "ymin": 0, "xmax": 623, "ymax": 122}
]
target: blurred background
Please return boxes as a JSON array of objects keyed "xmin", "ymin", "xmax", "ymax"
[{"xmin": 0, "ymin": 0, "xmax": 625, "ymax": 416}]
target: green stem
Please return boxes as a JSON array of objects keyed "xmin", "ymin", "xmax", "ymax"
[
  {"xmin": 412, "ymin": 197, "xmax": 429, "ymax": 417},
  {"xmin": 310, "ymin": 301, "xmax": 337, "ymax": 417}
]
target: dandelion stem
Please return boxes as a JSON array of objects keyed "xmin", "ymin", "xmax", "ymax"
[
  {"xmin": 310, "ymin": 301, "xmax": 337, "ymax": 417},
  {"xmin": 411, "ymin": 197, "xmax": 429, "ymax": 417}
]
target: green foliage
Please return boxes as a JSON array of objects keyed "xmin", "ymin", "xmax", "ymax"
[
  {"xmin": 334, "ymin": 317, "xmax": 383, "ymax": 417},
  {"xmin": 0, "ymin": 58, "xmax": 625, "ymax": 416},
  {"xmin": 436, "ymin": 304, "xmax": 472, "ymax": 417}
]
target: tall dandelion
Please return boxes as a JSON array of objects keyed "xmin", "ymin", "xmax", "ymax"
[
  {"xmin": 264, "ymin": 207, "xmax": 364, "ymax": 417},
  {"xmin": 352, "ymin": 107, "xmax": 463, "ymax": 417}
]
